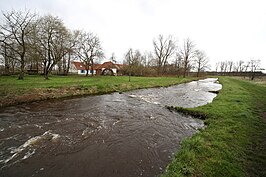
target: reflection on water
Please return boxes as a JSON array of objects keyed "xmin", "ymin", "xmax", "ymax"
[{"xmin": 0, "ymin": 78, "xmax": 221, "ymax": 177}]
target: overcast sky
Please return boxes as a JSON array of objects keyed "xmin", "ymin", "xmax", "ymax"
[{"xmin": 1, "ymin": 0, "xmax": 265, "ymax": 70}]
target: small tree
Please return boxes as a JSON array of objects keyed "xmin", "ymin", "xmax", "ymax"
[
  {"xmin": 194, "ymin": 50, "xmax": 209, "ymax": 77},
  {"xmin": 228, "ymin": 61, "xmax": 234, "ymax": 73},
  {"xmin": 235, "ymin": 60, "xmax": 244, "ymax": 72},
  {"xmin": 215, "ymin": 62, "xmax": 220, "ymax": 72},
  {"xmin": 124, "ymin": 48, "xmax": 134, "ymax": 82},
  {"xmin": 249, "ymin": 59, "xmax": 261, "ymax": 80},
  {"xmin": 179, "ymin": 38, "xmax": 195, "ymax": 77}
]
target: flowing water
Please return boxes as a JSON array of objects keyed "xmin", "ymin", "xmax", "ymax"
[{"xmin": 0, "ymin": 78, "xmax": 221, "ymax": 177}]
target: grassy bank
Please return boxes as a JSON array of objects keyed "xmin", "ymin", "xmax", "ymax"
[
  {"xmin": 163, "ymin": 77, "xmax": 266, "ymax": 176},
  {"xmin": 0, "ymin": 75, "xmax": 196, "ymax": 107}
]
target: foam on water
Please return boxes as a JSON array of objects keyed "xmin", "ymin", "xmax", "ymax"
[{"xmin": 2, "ymin": 130, "xmax": 60, "ymax": 165}]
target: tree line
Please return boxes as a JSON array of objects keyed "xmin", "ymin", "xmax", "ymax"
[
  {"xmin": 0, "ymin": 10, "xmax": 103, "ymax": 79},
  {"xmin": 214, "ymin": 59, "xmax": 262, "ymax": 80},
  {"xmin": 0, "ymin": 9, "xmax": 212, "ymax": 79},
  {"xmin": 123, "ymin": 35, "xmax": 209, "ymax": 78}
]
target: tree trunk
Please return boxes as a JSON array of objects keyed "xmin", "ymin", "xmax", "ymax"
[
  {"xmin": 183, "ymin": 66, "xmax": 187, "ymax": 78},
  {"xmin": 86, "ymin": 69, "xmax": 89, "ymax": 76},
  {"xmin": 91, "ymin": 60, "xmax": 94, "ymax": 77},
  {"xmin": 44, "ymin": 73, "xmax": 49, "ymax": 80},
  {"xmin": 197, "ymin": 68, "xmax": 200, "ymax": 77},
  {"xmin": 62, "ymin": 57, "xmax": 66, "ymax": 75},
  {"xmin": 66, "ymin": 52, "xmax": 71, "ymax": 75},
  {"xmin": 43, "ymin": 66, "xmax": 49, "ymax": 79},
  {"xmin": 4, "ymin": 64, "xmax": 10, "ymax": 75},
  {"xmin": 4, "ymin": 44, "xmax": 10, "ymax": 75},
  {"xmin": 18, "ymin": 61, "xmax": 25, "ymax": 80},
  {"xmin": 36, "ymin": 61, "xmax": 39, "ymax": 73}
]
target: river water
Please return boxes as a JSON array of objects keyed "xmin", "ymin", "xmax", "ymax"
[{"xmin": 0, "ymin": 78, "xmax": 221, "ymax": 177}]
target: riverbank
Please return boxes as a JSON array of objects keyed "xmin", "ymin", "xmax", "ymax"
[
  {"xmin": 163, "ymin": 77, "xmax": 266, "ymax": 176},
  {"xmin": 0, "ymin": 75, "xmax": 196, "ymax": 107}
]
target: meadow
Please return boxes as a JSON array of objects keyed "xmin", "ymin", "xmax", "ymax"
[
  {"xmin": 0, "ymin": 75, "xmax": 195, "ymax": 107},
  {"xmin": 163, "ymin": 77, "xmax": 266, "ymax": 177}
]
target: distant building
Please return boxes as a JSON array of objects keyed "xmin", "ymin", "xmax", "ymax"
[{"xmin": 70, "ymin": 61, "xmax": 125, "ymax": 75}]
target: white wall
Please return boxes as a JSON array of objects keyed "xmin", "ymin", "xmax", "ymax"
[{"xmin": 78, "ymin": 69, "xmax": 96, "ymax": 75}]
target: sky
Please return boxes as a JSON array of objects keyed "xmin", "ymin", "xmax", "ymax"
[{"xmin": 0, "ymin": 0, "xmax": 265, "ymax": 71}]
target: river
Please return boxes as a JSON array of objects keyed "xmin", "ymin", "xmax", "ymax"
[{"xmin": 0, "ymin": 78, "xmax": 221, "ymax": 177}]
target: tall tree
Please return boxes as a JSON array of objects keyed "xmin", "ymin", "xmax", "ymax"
[
  {"xmin": 153, "ymin": 35, "xmax": 176, "ymax": 75},
  {"xmin": 35, "ymin": 15, "xmax": 69, "ymax": 79},
  {"xmin": 179, "ymin": 38, "xmax": 195, "ymax": 77},
  {"xmin": 76, "ymin": 32, "xmax": 104, "ymax": 76},
  {"xmin": 63, "ymin": 30, "xmax": 80, "ymax": 75},
  {"xmin": 194, "ymin": 50, "xmax": 209, "ymax": 77},
  {"xmin": 0, "ymin": 10, "xmax": 36, "ymax": 79}
]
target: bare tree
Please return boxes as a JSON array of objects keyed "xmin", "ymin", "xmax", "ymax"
[
  {"xmin": 179, "ymin": 38, "xmax": 195, "ymax": 77},
  {"xmin": 153, "ymin": 35, "xmax": 176, "ymax": 75},
  {"xmin": 0, "ymin": 10, "xmax": 36, "ymax": 79},
  {"xmin": 124, "ymin": 49, "xmax": 146, "ymax": 78},
  {"xmin": 194, "ymin": 50, "xmax": 209, "ymax": 77},
  {"xmin": 249, "ymin": 59, "xmax": 261, "ymax": 80},
  {"xmin": 0, "ymin": 42, "xmax": 13, "ymax": 74},
  {"xmin": 235, "ymin": 60, "xmax": 244, "ymax": 72},
  {"xmin": 26, "ymin": 20, "xmax": 42, "ymax": 74},
  {"xmin": 63, "ymin": 30, "xmax": 80, "ymax": 75},
  {"xmin": 220, "ymin": 61, "xmax": 225, "ymax": 74},
  {"xmin": 215, "ymin": 62, "xmax": 220, "ymax": 72},
  {"xmin": 35, "ymin": 15, "xmax": 69, "ymax": 79},
  {"xmin": 223, "ymin": 61, "xmax": 228, "ymax": 73},
  {"xmin": 228, "ymin": 61, "xmax": 234, "ymax": 73},
  {"xmin": 124, "ymin": 48, "xmax": 134, "ymax": 81},
  {"xmin": 76, "ymin": 31, "xmax": 104, "ymax": 76},
  {"xmin": 172, "ymin": 52, "xmax": 183, "ymax": 76}
]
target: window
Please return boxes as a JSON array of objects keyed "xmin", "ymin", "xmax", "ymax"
[{"xmin": 81, "ymin": 70, "xmax": 85, "ymax": 73}]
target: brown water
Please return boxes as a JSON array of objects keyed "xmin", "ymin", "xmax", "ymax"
[{"xmin": 0, "ymin": 78, "xmax": 221, "ymax": 177}]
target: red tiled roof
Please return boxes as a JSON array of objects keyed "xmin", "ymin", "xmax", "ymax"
[
  {"xmin": 96, "ymin": 61, "xmax": 115, "ymax": 69},
  {"xmin": 93, "ymin": 64, "xmax": 101, "ymax": 69},
  {"xmin": 72, "ymin": 61, "xmax": 126, "ymax": 70},
  {"xmin": 73, "ymin": 62, "xmax": 86, "ymax": 70}
]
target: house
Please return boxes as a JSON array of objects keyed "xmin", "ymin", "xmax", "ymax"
[
  {"xmin": 69, "ymin": 61, "xmax": 99, "ymax": 75},
  {"xmin": 70, "ymin": 61, "xmax": 124, "ymax": 75},
  {"xmin": 95, "ymin": 61, "xmax": 124, "ymax": 75}
]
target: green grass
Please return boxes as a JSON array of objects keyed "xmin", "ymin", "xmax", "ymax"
[
  {"xmin": 0, "ymin": 74, "xmax": 196, "ymax": 107},
  {"xmin": 163, "ymin": 77, "xmax": 266, "ymax": 177}
]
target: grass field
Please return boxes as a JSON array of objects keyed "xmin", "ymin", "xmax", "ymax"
[
  {"xmin": 163, "ymin": 77, "xmax": 266, "ymax": 177},
  {"xmin": 0, "ymin": 75, "xmax": 195, "ymax": 107}
]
